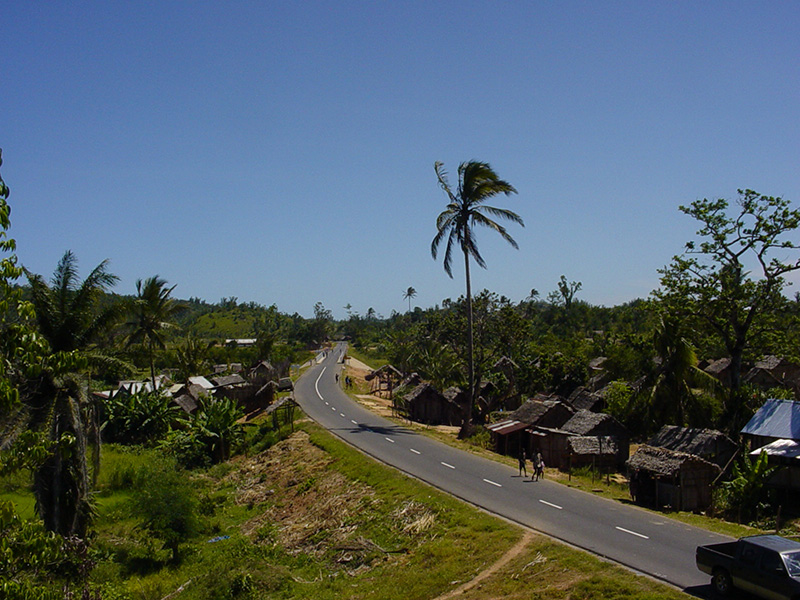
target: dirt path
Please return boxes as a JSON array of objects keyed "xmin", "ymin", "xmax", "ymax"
[{"xmin": 431, "ymin": 531, "xmax": 534, "ymax": 600}]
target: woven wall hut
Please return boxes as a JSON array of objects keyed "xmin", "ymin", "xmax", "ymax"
[
  {"xmin": 626, "ymin": 445, "xmax": 721, "ymax": 511},
  {"xmin": 553, "ymin": 410, "xmax": 630, "ymax": 470},
  {"xmin": 403, "ymin": 382, "xmax": 460, "ymax": 426},
  {"xmin": 488, "ymin": 398, "xmax": 574, "ymax": 460},
  {"xmin": 567, "ymin": 436, "xmax": 620, "ymax": 471}
]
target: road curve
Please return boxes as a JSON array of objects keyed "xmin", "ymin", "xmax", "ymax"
[{"xmin": 294, "ymin": 343, "xmax": 729, "ymax": 594}]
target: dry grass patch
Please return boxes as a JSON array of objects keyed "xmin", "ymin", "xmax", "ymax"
[{"xmin": 226, "ymin": 431, "xmax": 439, "ymax": 576}]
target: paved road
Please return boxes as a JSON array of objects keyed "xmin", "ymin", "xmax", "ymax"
[{"xmin": 294, "ymin": 344, "xmax": 730, "ymax": 595}]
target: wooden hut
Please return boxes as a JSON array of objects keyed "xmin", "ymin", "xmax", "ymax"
[
  {"xmin": 743, "ymin": 356, "xmax": 800, "ymax": 396},
  {"xmin": 626, "ymin": 445, "xmax": 721, "ymax": 511},
  {"xmin": 566, "ymin": 436, "xmax": 621, "ymax": 471},
  {"xmin": 249, "ymin": 360, "xmax": 276, "ymax": 385},
  {"xmin": 403, "ymin": 382, "xmax": 461, "ymax": 426},
  {"xmin": 549, "ymin": 410, "xmax": 630, "ymax": 470},
  {"xmin": 365, "ymin": 364, "xmax": 404, "ymax": 398},
  {"xmin": 567, "ymin": 386, "xmax": 606, "ymax": 413},
  {"xmin": 169, "ymin": 382, "xmax": 208, "ymax": 414},
  {"xmin": 488, "ymin": 398, "xmax": 574, "ymax": 460},
  {"xmin": 648, "ymin": 425, "xmax": 737, "ymax": 470},
  {"xmin": 704, "ymin": 358, "xmax": 734, "ymax": 387}
]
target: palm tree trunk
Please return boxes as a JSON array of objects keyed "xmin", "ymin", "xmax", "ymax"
[
  {"xmin": 461, "ymin": 248, "xmax": 474, "ymax": 438},
  {"xmin": 149, "ymin": 339, "xmax": 157, "ymax": 392}
]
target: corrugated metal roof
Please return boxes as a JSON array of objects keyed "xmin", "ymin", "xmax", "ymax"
[
  {"xmin": 486, "ymin": 419, "xmax": 528, "ymax": 435},
  {"xmin": 741, "ymin": 399, "xmax": 800, "ymax": 440},
  {"xmin": 750, "ymin": 438, "xmax": 800, "ymax": 460}
]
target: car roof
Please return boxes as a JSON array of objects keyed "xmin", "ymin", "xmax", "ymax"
[{"xmin": 743, "ymin": 535, "xmax": 800, "ymax": 554}]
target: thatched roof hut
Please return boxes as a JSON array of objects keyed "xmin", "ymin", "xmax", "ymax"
[
  {"xmin": 365, "ymin": 364, "xmax": 404, "ymax": 397},
  {"xmin": 626, "ymin": 445, "xmax": 721, "ymax": 511},
  {"xmin": 648, "ymin": 425, "xmax": 737, "ymax": 469},
  {"xmin": 562, "ymin": 410, "xmax": 627, "ymax": 438},
  {"xmin": 568, "ymin": 436, "xmax": 619, "ymax": 460},
  {"xmin": 567, "ymin": 387, "xmax": 605, "ymax": 412},
  {"xmin": 511, "ymin": 398, "xmax": 574, "ymax": 429},
  {"xmin": 402, "ymin": 382, "xmax": 461, "ymax": 426},
  {"xmin": 172, "ymin": 393, "xmax": 198, "ymax": 414}
]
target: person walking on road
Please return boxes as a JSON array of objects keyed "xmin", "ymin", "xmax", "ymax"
[
  {"xmin": 533, "ymin": 451, "xmax": 544, "ymax": 481},
  {"xmin": 518, "ymin": 447, "xmax": 528, "ymax": 477}
]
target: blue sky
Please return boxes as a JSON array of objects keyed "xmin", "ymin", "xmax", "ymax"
[{"xmin": 3, "ymin": 2, "xmax": 799, "ymax": 319}]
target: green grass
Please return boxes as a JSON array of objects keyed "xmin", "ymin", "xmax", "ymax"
[
  {"xmin": 346, "ymin": 345, "xmax": 388, "ymax": 369},
  {"xmin": 3, "ymin": 415, "xmax": 696, "ymax": 600}
]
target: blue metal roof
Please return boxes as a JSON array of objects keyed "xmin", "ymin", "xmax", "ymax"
[{"xmin": 741, "ymin": 398, "xmax": 800, "ymax": 440}]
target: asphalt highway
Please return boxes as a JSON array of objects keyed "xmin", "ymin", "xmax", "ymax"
[{"xmin": 294, "ymin": 343, "xmax": 731, "ymax": 594}]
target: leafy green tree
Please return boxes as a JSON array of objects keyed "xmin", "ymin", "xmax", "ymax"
[
  {"xmin": 253, "ymin": 303, "xmax": 284, "ymax": 361},
  {"xmin": 655, "ymin": 190, "xmax": 800, "ymax": 428},
  {"xmin": 403, "ymin": 286, "xmax": 417, "ymax": 312},
  {"xmin": 129, "ymin": 459, "xmax": 197, "ymax": 563},
  {"xmin": 127, "ymin": 275, "xmax": 186, "ymax": 390},
  {"xmin": 549, "ymin": 275, "xmax": 582, "ymax": 311},
  {"xmin": 431, "ymin": 160, "xmax": 523, "ymax": 435},
  {"xmin": 0, "ymin": 500, "xmax": 98, "ymax": 599}
]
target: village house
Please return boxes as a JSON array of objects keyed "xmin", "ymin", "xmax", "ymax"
[
  {"xmin": 401, "ymin": 382, "xmax": 462, "ymax": 426},
  {"xmin": 703, "ymin": 357, "xmax": 734, "ymax": 387},
  {"xmin": 742, "ymin": 398, "xmax": 800, "ymax": 493},
  {"xmin": 566, "ymin": 386, "xmax": 606, "ymax": 413},
  {"xmin": 487, "ymin": 397, "xmax": 574, "ymax": 460},
  {"xmin": 626, "ymin": 445, "xmax": 721, "ymax": 511},
  {"xmin": 743, "ymin": 356, "xmax": 800, "ymax": 398},
  {"xmin": 365, "ymin": 364, "xmax": 404, "ymax": 398},
  {"xmin": 742, "ymin": 398, "xmax": 800, "ymax": 450},
  {"xmin": 542, "ymin": 410, "xmax": 630, "ymax": 471},
  {"xmin": 647, "ymin": 425, "xmax": 738, "ymax": 471}
]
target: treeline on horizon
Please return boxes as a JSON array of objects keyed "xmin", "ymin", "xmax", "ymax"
[{"xmin": 11, "ymin": 259, "xmax": 800, "ymax": 439}]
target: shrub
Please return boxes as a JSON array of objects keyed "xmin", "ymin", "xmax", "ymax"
[
  {"xmin": 103, "ymin": 390, "xmax": 185, "ymax": 445},
  {"xmin": 128, "ymin": 459, "xmax": 197, "ymax": 563}
]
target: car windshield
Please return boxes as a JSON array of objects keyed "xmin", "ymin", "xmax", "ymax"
[{"xmin": 784, "ymin": 551, "xmax": 800, "ymax": 577}]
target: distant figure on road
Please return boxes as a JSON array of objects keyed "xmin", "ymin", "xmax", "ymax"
[
  {"xmin": 335, "ymin": 373, "xmax": 339, "ymax": 383},
  {"xmin": 534, "ymin": 451, "xmax": 544, "ymax": 481},
  {"xmin": 518, "ymin": 447, "xmax": 528, "ymax": 477}
]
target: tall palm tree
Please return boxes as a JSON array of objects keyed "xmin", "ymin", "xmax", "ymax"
[
  {"xmin": 24, "ymin": 251, "xmax": 127, "ymax": 537},
  {"xmin": 403, "ymin": 286, "xmax": 417, "ymax": 312},
  {"xmin": 431, "ymin": 160, "xmax": 523, "ymax": 435},
  {"xmin": 127, "ymin": 276, "xmax": 186, "ymax": 390}
]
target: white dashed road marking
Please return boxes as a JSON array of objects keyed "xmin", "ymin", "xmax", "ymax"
[
  {"xmin": 385, "ymin": 437, "xmax": 395, "ymax": 443},
  {"xmin": 616, "ymin": 526, "xmax": 649, "ymax": 539},
  {"xmin": 539, "ymin": 500, "xmax": 563, "ymax": 510},
  {"xmin": 410, "ymin": 448, "xmax": 421, "ymax": 455},
  {"xmin": 441, "ymin": 462, "xmax": 455, "ymax": 469},
  {"xmin": 483, "ymin": 479, "xmax": 502, "ymax": 487}
]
